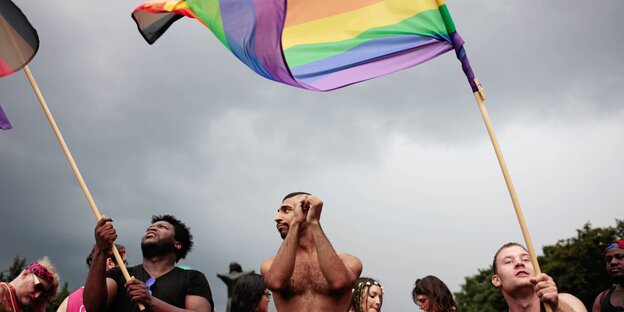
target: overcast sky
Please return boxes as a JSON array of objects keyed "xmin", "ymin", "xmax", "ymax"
[{"xmin": 1, "ymin": 1, "xmax": 623, "ymax": 311}]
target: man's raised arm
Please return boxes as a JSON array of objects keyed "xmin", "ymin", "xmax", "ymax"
[
  {"xmin": 262, "ymin": 199, "xmax": 306, "ymax": 290},
  {"xmin": 83, "ymin": 216, "xmax": 118, "ymax": 312},
  {"xmin": 306, "ymin": 196, "xmax": 362, "ymax": 292}
]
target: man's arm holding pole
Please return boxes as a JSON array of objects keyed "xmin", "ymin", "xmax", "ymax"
[{"xmin": 83, "ymin": 216, "xmax": 118, "ymax": 312}]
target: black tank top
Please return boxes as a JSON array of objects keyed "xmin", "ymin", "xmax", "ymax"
[{"xmin": 601, "ymin": 287, "xmax": 624, "ymax": 312}]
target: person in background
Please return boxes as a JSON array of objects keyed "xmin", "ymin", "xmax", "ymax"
[
  {"xmin": 56, "ymin": 244, "xmax": 127, "ymax": 312},
  {"xmin": 412, "ymin": 275, "xmax": 458, "ymax": 312},
  {"xmin": 349, "ymin": 277, "xmax": 383, "ymax": 312},
  {"xmin": 0, "ymin": 256, "xmax": 60, "ymax": 312},
  {"xmin": 230, "ymin": 273, "xmax": 270, "ymax": 312}
]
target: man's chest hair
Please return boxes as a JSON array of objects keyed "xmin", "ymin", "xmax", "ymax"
[{"xmin": 288, "ymin": 257, "xmax": 330, "ymax": 294}]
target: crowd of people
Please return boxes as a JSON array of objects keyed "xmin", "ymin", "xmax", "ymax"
[{"xmin": 1, "ymin": 192, "xmax": 622, "ymax": 312}]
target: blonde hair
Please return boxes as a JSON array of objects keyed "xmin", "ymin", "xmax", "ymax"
[{"xmin": 35, "ymin": 256, "xmax": 60, "ymax": 300}]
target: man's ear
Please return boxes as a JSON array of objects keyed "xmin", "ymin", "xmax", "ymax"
[
  {"xmin": 106, "ymin": 257, "xmax": 116, "ymax": 270},
  {"xmin": 491, "ymin": 274, "xmax": 501, "ymax": 288},
  {"xmin": 174, "ymin": 242, "xmax": 182, "ymax": 250}
]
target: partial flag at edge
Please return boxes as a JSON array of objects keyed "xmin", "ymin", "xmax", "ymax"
[
  {"xmin": 0, "ymin": 105, "xmax": 12, "ymax": 130},
  {"xmin": 0, "ymin": 0, "xmax": 40, "ymax": 130}
]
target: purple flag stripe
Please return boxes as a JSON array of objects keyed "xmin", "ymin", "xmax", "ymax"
[
  {"xmin": 290, "ymin": 35, "xmax": 442, "ymax": 81},
  {"xmin": 297, "ymin": 40, "xmax": 453, "ymax": 91},
  {"xmin": 0, "ymin": 105, "xmax": 12, "ymax": 130},
  {"xmin": 251, "ymin": 0, "xmax": 302, "ymax": 88}
]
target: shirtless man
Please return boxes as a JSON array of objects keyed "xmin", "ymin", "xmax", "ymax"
[
  {"xmin": 492, "ymin": 242, "xmax": 586, "ymax": 312},
  {"xmin": 261, "ymin": 192, "xmax": 362, "ymax": 311}
]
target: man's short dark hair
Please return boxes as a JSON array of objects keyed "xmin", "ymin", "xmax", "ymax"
[
  {"xmin": 86, "ymin": 243, "xmax": 126, "ymax": 267},
  {"xmin": 282, "ymin": 192, "xmax": 311, "ymax": 201},
  {"xmin": 492, "ymin": 242, "xmax": 527, "ymax": 274},
  {"xmin": 152, "ymin": 215, "xmax": 193, "ymax": 262}
]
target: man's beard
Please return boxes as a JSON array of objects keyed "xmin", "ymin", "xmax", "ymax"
[
  {"xmin": 611, "ymin": 273, "xmax": 624, "ymax": 285},
  {"xmin": 141, "ymin": 240, "xmax": 175, "ymax": 258}
]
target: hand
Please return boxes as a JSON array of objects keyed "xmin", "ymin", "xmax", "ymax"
[
  {"xmin": 32, "ymin": 296, "xmax": 47, "ymax": 312},
  {"xmin": 530, "ymin": 273, "xmax": 559, "ymax": 309},
  {"xmin": 304, "ymin": 195, "xmax": 323, "ymax": 224},
  {"xmin": 125, "ymin": 276, "xmax": 152, "ymax": 307},
  {"xmin": 94, "ymin": 216, "xmax": 117, "ymax": 252},
  {"xmin": 292, "ymin": 196, "xmax": 308, "ymax": 226}
]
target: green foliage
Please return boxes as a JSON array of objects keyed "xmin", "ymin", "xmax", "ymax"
[
  {"xmin": 1, "ymin": 256, "xmax": 70, "ymax": 312},
  {"xmin": 539, "ymin": 219, "xmax": 624, "ymax": 308},
  {"xmin": 455, "ymin": 267, "xmax": 506, "ymax": 312},
  {"xmin": 0, "ymin": 255, "xmax": 26, "ymax": 281},
  {"xmin": 455, "ymin": 219, "xmax": 623, "ymax": 311}
]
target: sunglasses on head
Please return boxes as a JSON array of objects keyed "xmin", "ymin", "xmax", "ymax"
[{"xmin": 32, "ymin": 274, "xmax": 47, "ymax": 293}]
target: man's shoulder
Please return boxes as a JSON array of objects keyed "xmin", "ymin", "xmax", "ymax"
[
  {"xmin": 337, "ymin": 252, "xmax": 360, "ymax": 260},
  {"xmin": 337, "ymin": 252, "xmax": 363, "ymax": 270},
  {"xmin": 260, "ymin": 257, "xmax": 275, "ymax": 274},
  {"xmin": 172, "ymin": 266, "xmax": 205, "ymax": 275},
  {"xmin": 559, "ymin": 293, "xmax": 588, "ymax": 312},
  {"xmin": 168, "ymin": 266, "xmax": 210, "ymax": 284}
]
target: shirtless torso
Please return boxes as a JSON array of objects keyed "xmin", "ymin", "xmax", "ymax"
[
  {"xmin": 263, "ymin": 251, "xmax": 357, "ymax": 311},
  {"xmin": 261, "ymin": 194, "xmax": 362, "ymax": 312}
]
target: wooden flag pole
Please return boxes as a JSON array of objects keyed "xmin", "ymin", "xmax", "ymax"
[
  {"xmin": 1, "ymin": 12, "xmax": 146, "ymax": 310},
  {"xmin": 22, "ymin": 66, "xmax": 146, "ymax": 311},
  {"xmin": 472, "ymin": 80, "xmax": 551, "ymax": 312}
]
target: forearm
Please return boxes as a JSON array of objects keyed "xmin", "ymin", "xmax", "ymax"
[
  {"xmin": 553, "ymin": 294, "xmax": 588, "ymax": 312},
  {"xmin": 310, "ymin": 222, "xmax": 355, "ymax": 290},
  {"xmin": 83, "ymin": 248, "xmax": 110, "ymax": 312},
  {"xmin": 264, "ymin": 223, "xmax": 300, "ymax": 290}
]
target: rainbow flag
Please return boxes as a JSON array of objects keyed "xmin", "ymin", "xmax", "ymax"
[
  {"xmin": 132, "ymin": 0, "xmax": 476, "ymax": 92},
  {"xmin": 1, "ymin": 0, "xmax": 40, "ymax": 130}
]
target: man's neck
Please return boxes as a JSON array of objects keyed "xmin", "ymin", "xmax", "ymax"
[
  {"xmin": 142, "ymin": 253, "xmax": 177, "ymax": 278},
  {"xmin": 503, "ymin": 287, "xmax": 542, "ymax": 312},
  {"xmin": 296, "ymin": 224, "xmax": 316, "ymax": 252}
]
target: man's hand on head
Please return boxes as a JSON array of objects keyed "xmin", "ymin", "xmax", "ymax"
[
  {"xmin": 305, "ymin": 195, "xmax": 323, "ymax": 224},
  {"xmin": 292, "ymin": 196, "xmax": 308, "ymax": 226},
  {"xmin": 530, "ymin": 273, "xmax": 559, "ymax": 309}
]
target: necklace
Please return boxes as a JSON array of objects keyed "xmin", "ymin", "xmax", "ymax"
[{"xmin": 1, "ymin": 283, "xmax": 18, "ymax": 312}]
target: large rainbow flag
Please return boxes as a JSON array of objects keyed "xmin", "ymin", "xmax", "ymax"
[{"xmin": 132, "ymin": 0, "xmax": 476, "ymax": 92}]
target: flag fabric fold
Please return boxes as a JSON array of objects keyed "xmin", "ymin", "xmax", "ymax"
[
  {"xmin": 1, "ymin": 0, "xmax": 40, "ymax": 130},
  {"xmin": 0, "ymin": 105, "xmax": 11, "ymax": 130},
  {"xmin": 132, "ymin": 0, "xmax": 477, "ymax": 92}
]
